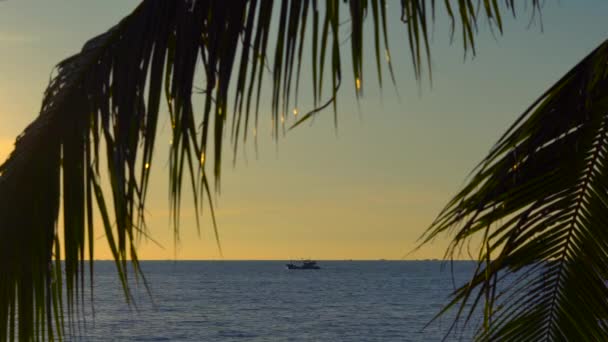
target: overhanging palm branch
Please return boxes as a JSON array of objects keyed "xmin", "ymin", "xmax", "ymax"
[
  {"xmin": 423, "ymin": 40, "xmax": 608, "ymax": 340},
  {"xmin": 0, "ymin": 0, "xmax": 540, "ymax": 340}
]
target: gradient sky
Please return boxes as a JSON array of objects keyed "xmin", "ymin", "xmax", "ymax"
[{"xmin": 1, "ymin": 2, "xmax": 607, "ymax": 260}]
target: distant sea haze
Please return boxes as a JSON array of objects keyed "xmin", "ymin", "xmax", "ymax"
[{"xmin": 60, "ymin": 260, "xmax": 481, "ymax": 341}]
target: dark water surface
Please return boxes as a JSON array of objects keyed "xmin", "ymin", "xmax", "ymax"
[{"xmin": 70, "ymin": 261, "xmax": 479, "ymax": 341}]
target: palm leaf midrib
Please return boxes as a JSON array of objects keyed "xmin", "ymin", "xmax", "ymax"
[
  {"xmin": 494, "ymin": 113, "xmax": 608, "ymax": 341},
  {"xmin": 546, "ymin": 121, "xmax": 607, "ymax": 340}
]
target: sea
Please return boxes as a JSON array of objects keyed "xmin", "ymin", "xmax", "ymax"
[{"xmin": 66, "ymin": 261, "xmax": 481, "ymax": 341}]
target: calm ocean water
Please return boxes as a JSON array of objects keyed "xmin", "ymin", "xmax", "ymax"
[{"xmin": 67, "ymin": 261, "xmax": 480, "ymax": 341}]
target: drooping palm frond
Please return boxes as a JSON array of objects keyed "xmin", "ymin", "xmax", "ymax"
[
  {"xmin": 423, "ymin": 40, "xmax": 608, "ymax": 341},
  {"xmin": 0, "ymin": 0, "xmax": 541, "ymax": 340}
]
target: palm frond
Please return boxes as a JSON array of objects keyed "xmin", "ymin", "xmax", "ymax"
[
  {"xmin": 423, "ymin": 40, "xmax": 608, "ymax": 341},
  {"xmin": 0, "ymin": 0, "xmax": 541, "ymax": 339}
]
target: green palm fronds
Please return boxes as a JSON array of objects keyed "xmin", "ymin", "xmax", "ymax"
[{"xmin": 0, "ymin": 0, "xmax": 547, "ymax": 340}]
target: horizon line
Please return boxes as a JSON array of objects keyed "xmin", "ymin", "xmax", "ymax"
[{"xmin": 71, "ymin": 258, "xmax": 476, "ymax": 262}]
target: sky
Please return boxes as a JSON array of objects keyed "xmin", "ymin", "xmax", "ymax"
[{"xmin": 1, "ymin": 1, "xmax": 607, "ymax": 260}]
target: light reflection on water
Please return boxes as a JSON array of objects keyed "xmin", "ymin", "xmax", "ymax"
[{"xmin": 67, "ymin": 261, "xmax": 479, "ymax": 341}]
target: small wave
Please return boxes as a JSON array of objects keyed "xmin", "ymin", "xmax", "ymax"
[{"xmin": 217, "ymin": 329, "xmax": 258, "ymax": 338}]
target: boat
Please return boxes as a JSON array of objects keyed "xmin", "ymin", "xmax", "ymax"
[{"xmin": 286, "ymin": 260, "xmax": 320, "ymax": 270}]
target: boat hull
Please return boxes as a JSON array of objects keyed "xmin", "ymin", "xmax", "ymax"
[{"xmin": 286, "ymin": 263, "xmax": 320, "ymax": 270}]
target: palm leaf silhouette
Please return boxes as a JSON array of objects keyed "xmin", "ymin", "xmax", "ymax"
[
  {"xmin": 0, "ymin": 0, "xmax": 546, "ymax": 340},
  {"xmin": 423, "ymin": 40, "xmax": 608, "ymax": 340}
]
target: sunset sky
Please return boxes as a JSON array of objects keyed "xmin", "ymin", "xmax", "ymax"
[{"xmin": 1, "ymin": 1, "xmax": 607, "ymax": 260}]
